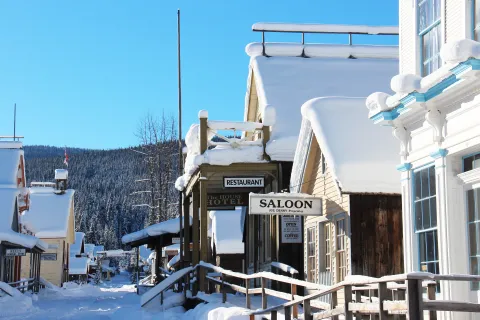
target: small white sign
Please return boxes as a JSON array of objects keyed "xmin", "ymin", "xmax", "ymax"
[
  {"xmin": 224, "ymin": 177, "xmax": 264, "ymax": 188},
  {"xmin": 281, "ymin": 216, "xmax": 302, "ymax": 243},
  {"xmin": 171, "ymin": 237, "xmax": 180, "ymax": 244},
  {"xmin": 249, "ymin": 193, "xmax": 322, "ymax": 216},
  {"xmin": 6, "ymin": 249, "xmax": 26, "ymax": 257}
]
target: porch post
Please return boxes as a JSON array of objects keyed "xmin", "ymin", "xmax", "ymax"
[
  {"xmin": 192, "ymin": 186, "xmax": 200, "ymax": 266},
  {"xmin": 183, "ymin": 194, "xmax": 191, "ymax": 263},
  {"xmin": 199, "ymin": 171, "xmax": 208, "ymax": 292}
]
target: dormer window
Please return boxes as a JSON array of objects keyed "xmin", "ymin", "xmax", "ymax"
[{"xmin": 418, "ymin": 0, "xmax": 442, "ymax": 76}]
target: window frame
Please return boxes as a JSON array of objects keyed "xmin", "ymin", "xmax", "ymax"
[
  {"xmin": 417, "ymin": 0, "xmax": 442, "ymax": 76},
  {"xmin": 412, "ymin": 164, "xmax": 440, "ymax": 274},
  {"xmin": 335, "ymin": 216, "xmax": 347, "ymax": 283},
  {"xmin": 306, "ymin": 226, "xmax": 316, "ymax": 282}
]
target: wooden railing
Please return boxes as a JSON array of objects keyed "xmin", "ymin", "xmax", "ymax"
[{"xmin": 8, "ymin": 278, "xmax": 37, "ymax": 293}]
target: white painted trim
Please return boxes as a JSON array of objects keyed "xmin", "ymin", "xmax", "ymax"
[{"xmin": 457, "ymin": 167, "xmax": 480, "ymax": 185}]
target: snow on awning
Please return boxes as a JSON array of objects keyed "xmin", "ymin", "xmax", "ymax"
[
  {"xmin": 121, "ymin": 216, "xmax": 192, "ymax": 245},
  {"xmin": 246, "ymin": 52, "xmax": 398, "ymax": 162},
  {"xmin": 69, "ymin": 257, "xmax": 89, "ymax": 275},
  {"xmin": 209, "ymin": 208, "xmax": 244, "ymax": 255},
  {"xmin": 297, "ymin": 97, "xmax": 400, "ymax": 194},
  {"xmin": 21, "ymin": 188, "xmax": 75, "ymax": 239},
  {"xmin": 0, "ymin": 188, "xmax": 47, "ymax": 251}
]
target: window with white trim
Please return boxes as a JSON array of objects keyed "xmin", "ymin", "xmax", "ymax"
[
  {"xmin": 418, "ymin": 0, "xmax": 442, "ymax": 76},
  {"xmin": 474, "ymin": 0, "xmax": 480, "ymax": 40},
  {"xmin": 414, "ymin": 166, "xmax": 440, "ymax": 274},
  {"xmin": 464, "ymin": 152, "xmax": 480, "ymax": 290},
  {"xmin": 307, "ymin": 227, "xmax": 316, "ymax": 282},
  {"xmin": 336, "ymin": 218, "xmax": 347, "ymax": 282}
]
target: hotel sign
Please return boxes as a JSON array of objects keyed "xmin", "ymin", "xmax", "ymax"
[
  {"xmin": 208, "ymin": 193, "xmax": 248, "ymax": 209},
  {"xmin": 249, "ymin": 193, "xmax": 322, "ymax": 216},
  {"xmin": 223, "ymin": 177, "xmax": 264, "ymax": 188},
  {"xmin": 6, "ymin": 249, "xmax": 26, "ymax": 257}
]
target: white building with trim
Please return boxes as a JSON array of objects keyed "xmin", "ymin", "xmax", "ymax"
[{"xmin": 366, "ymin": 1, "xmax": 480, "ymax": 318}]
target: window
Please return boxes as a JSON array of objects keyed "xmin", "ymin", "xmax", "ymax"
[
  {"xmin": 464, "ymin": 153, "xmax": 480, "ymax": 172},
  {"xmin": 307, "ymin": 227, "xmax": 316, "ymax": 282},
  {"xmin": 467, "ymin": 188, "xmax": 480, "ymax": 290},
  {"xmin": 324, "ymin": 223, "xmax": 331, "ymax": 272},
  {"xmin": 418, "ymin": 0, "xmax": 442, "ymax": 76},
  {"xmin": 414, "ymin": 166, "xmax": 440, "ymax": 274},
  {"xmin": 474, "ymin": 0, "xmax": 480, "ymax": 40},
  {"xmin": 336, "ymin": 218, "xmax": 347, "ymax": 282}
]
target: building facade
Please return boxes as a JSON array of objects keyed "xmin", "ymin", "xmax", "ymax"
[{"xmin": 366, "ymin": 1, "xmax": 480, "ymax": 318}]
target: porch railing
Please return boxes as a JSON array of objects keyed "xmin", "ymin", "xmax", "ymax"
[{"xmin": 7, "ymin": 278, "xmax": 37, "ymax": 293}]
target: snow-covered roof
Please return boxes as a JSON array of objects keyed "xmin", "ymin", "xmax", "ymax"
[
  {"xmin": 84, "ymin": 244, "xmax": 95, "ymax": 257},
  {"xmin": 0, "ymin": 188, "xmax": 47, "ymax": 250},
  {"xmin": 70, "ymin": 232, "xmax": 85, "ymax": 256},
  {"xmin": 68, "ymin": 257, "xmax": 89, "ymax": 275},
  {"xmin": 54, "ymin": 169, "xmax": 68, "ymax": 180},
  {"xmin": 21, "ymin": 188, "xmax": 75, "ymax": 238},
  {"xmin": 245, "ymin": 49, "xmax": 398, "ymax": 161},
  {"xmin": 297, "ymin": 97, "xmax": 400, "ymax": 194},
  {"xmin": 209, "ymin": 208, "xmax": 244, "ymax": 255},
  {"xmin": 122, "ymin": 216, "xmax": 191, "ymax": 245},
  {"xmin": 0, "ymin": 143, "xmax": 23, "ymax": 188},
  {"xmin": 93, "ymin": 245, "xmax": 104, "ymax": 256}
]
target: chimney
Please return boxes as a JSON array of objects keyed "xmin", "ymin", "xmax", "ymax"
[{"xmin": 54, "ymin": 169, "xmax": 68, "ymax": 194}]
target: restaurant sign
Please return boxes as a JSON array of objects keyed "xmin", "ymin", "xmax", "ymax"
[
  {"xmin": 223, "ymin": 177, "xmax": 264, "ymax": 188},
  {"xmin": 208, "ymin": 193, "xmax": 248, "ymax": 209},
  {"xmin": 6, "ymin": 249, "xmax": 26, "ymax": 257},
  {"xmin": 249, "ymin": 193, "xmax": 322, "ymax": 216}
]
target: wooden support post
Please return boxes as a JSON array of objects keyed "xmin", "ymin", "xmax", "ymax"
[
  {"xmin": 344, "ymin": 285, "xmax": 353, "ymax": 320},
  {"xmin": 183, "ymin": 195, "xmax": 190, "ymax": 264},
  {"xmin": 192, "ymin": 187, "xmax": 200, "ymax": 295},
  {"xmin": 199, "ymin": 175, "xmax": 208, "ymax": 292},
  {"xmin": 271, "ymin": 310, "xmax": 278, "ymax": 320},
  {"xmin": 291, "ymin": 283, "xmax": 298, "ymax": 318},
  {"xmin": 331, "ymin": 291, "xmax": 339, "ymax": 320},
  {"xmin": 184, "ymin": 271, "xmax": 189, "ymax": 299},
  {"xmin": 304, "ymin": 299, "xmax": 312, "ymax": 320},
  {"xmin": 221, "ymin": 273, "xmax": 226, "ymax": 303},
  {"xmin": 249, "ymin": 315, "xmax": 255, "ymax": 320},
  {"xmin": 427, "ymin": 283, "xmax": 437, "ymax": 320},
  {"xmin": 199, "ymin": 112, "xmax": 208, "ymax": 154},
  {"xmin": 261, "ymin": 277, "xmax": 267, "ymax": 309},
  {"xmin": 245, "ymin": 279, "xmax": 251, "ymax": 309},
  {"xmin": 378, "ymin": 282, "xmax": 389, "ymax": 320},
  {"xmin": 161, "ymin": 291, "xmax": 164, "ymax": 305},
  {"xmin": 407, "ymin": 279, "xmax": 423, "ymax": 320},
  {"xmin": 284, "ymin": 306, "xmax": 292, "ymax": 320},
  {"xmin": 262, "ymin": 125, "xmax": 270, "ymax": 161},
  {"xmin": 356, "ymin": 290, "xmax": 362, "ymax": 303}
]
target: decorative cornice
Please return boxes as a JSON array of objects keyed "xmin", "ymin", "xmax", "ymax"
[
  {"xmin": 457, "ymin": 167, "xmax": 480, "ymax": 185},
  {"xmin": 396, "ymin": 162, "xmax": 412, "ymax": 172},
  {"xmin": 430, "ymin": 148, "xmax": 449, "ymax": 159}
]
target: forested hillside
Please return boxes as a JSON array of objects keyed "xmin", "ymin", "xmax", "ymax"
[{"xmin": 24, "ymin": 143, "xmax": 179, "ymax": 250}]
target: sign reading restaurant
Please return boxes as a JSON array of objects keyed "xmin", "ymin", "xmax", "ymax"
[
  {"xmin": 249, "ymin": 193, "xmax": 322, "ymax": 216},
  {"xmin": 223, "ymin": 177, "xmax": 264, "ymax": 188}
]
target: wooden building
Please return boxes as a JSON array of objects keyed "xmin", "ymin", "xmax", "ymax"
[
  {"xmin": 21, "ymin": 170, "xmax": 75, "ymax": 287},
  {"xmin": 68, "ymin": 232, "xmax": 89, "ymax": 282},
  {"xmin": 0, "ymin": 141, "xmax": 45, "ymax": 290},
  {"xmin": 290, "ymin": 97, "xmax": 403, "ymax": 295}
]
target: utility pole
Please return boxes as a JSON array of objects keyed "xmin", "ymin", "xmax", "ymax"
[{"xmin": 177, "ymin": 9, "xmax": 184, "ymax": 267}]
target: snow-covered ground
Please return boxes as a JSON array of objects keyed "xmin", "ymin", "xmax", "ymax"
[{"xmin": 0, "ymin": 272, "xmax": 295, "ymax": 320}]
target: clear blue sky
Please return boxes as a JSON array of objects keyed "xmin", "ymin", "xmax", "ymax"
[{"xmin": 0, "ymin": 1, "xmax": 398, "ymax": 149}]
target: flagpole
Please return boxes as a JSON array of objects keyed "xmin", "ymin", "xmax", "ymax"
[{"xmin": 177, "ymin": 9, "xmax": 184, "ymax": 267}]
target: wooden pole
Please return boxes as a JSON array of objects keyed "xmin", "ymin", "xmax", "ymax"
[
  {"xmin": 261, "ymin": 277, "xmax": 267, "ymax": 309},
  {"xmin": 291, "ymin": 283, "xmax": 298, "ymax": 318},
  {"xmin": 199, "ymin": 173, "xmax": 208, "ymax": 292},
  {"xmin": 407, "ymin": 279, "xmax": 423, "ymax": 320}
]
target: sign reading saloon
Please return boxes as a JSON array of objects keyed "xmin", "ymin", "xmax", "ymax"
[
  {"xmin": 223, "ymin": 177, "xmax": 264, "ymax": 188},
  {"xmin": 249, "ymin": 193, "xmax": 322, "ymax": 215}
]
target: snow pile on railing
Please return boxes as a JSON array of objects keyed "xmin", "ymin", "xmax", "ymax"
[{"xmin": 271, "ymin": 261, "xmax": 299, "ymax": 275}]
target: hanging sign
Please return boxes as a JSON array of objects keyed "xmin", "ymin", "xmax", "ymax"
[
  {"xmin": 171, "ymin": 237, "xmax": 180, "ymax": 244},
  {"xmin": 207, "ymin": 193, "xmax": 249, "ymax": 209},
  {"xmin": 223, "ymin": 177, "xmax": 264, "ymax": 188},
  {"xmin": 6, "ymin": 249, "xmax": 26, "ymax": 257},
  {"xmin": 249, "ymin": 193, "xmax": 322, "ymax": 215},
  {"xmin": 281, "ymin": 216, "xmax": 302, "ymax": 243}
]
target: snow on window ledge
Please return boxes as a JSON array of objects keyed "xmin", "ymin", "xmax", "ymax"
[{"xmin": 457, "ymin": 167, "xmax": 480, "ymax": 186}]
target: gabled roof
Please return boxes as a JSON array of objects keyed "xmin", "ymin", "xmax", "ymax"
[
  {"xmin": 293, "ymin": 97, "xmax": 400, "ymax": 194},
  {"xmin": 245, "ymin": 47, "xmax": 398, "ymax": 161},
  {"xmin": 70, "ymin": 232, "xmax": 85, "ymax": 256},
  {"xmin": 122, "ymin": 216, "xmax": 192, "ymax": 245},
  {"xmin": 21, "ymin": 188, "xmax": 75, "ymax": 239},
  {"xmin": 0, "ymin": 188, "xmax": 47, "ymax": 250}
]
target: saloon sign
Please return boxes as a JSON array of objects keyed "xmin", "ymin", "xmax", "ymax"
[{"xmin": 249, "ymin": 193, "xmax": 322, "ymax": 215}]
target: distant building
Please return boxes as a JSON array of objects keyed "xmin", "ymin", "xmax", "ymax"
[
  {"xmin": 69, "ymin": 232, "xmax": 89, "ymax": 282},
  {"xmin": 21, "ymin": 169, "xmax": 75, "ymax": 287}
]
